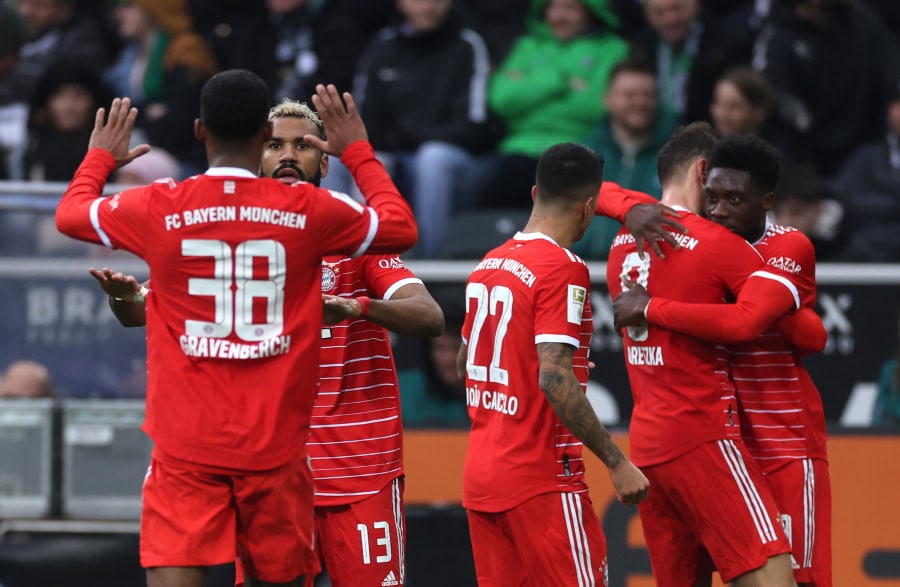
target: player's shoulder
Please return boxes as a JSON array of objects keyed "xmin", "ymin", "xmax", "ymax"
[
  {"xmin": 757, "ymin": 224, "xmax": 815, "ymax": 275},
  {"xmin": 360, "ymin": 254, "xmax": 411, "ymax": 273}
]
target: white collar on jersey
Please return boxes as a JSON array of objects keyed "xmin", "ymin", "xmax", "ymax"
[
  {"xmin": 513, "ymin": 231, "xmax": 561, "ymax": 247},
  {"xmin": 751, "ymin": 217, "xmax": 775, "ymax": 246},
  {"xmin": 204, "ymin": 167, "xmax": 258, "ymax": 178}
]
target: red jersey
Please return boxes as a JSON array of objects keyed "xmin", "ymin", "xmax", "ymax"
[
  {"xmin": 607, "ymin": 209, "xmax": 800, "ymax": 467},
  {"xmin": 55, "ymin": 145, "xmax": 417, "ymax": 472},
  {"xmin": 732, "ymin": 223, "xmax": 828, "ymax": 471},
  {"xmin": 462, "ymin": 232, "xmax": 593, "ymax": 513},
  {"xmin": 311, "ymin": 254, "xmax": 421, "ymax": 506}
]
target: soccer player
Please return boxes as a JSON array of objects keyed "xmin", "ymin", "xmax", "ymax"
[
  {"xmin": 606, "ymin": 123, "xmax": 797, "ymax": 586},
  {"xmin": 615, "ymin": 135, "xmax": 831, "ymax": 586},
  {"xmin": 92, "ymin": 99, "xmax": 445, "ymax": 587},
  {"xmin": 458, "ymin": 142, "xmax": 650, "ymax": 586},
  {"xmin": 55, "ymin": 71, "xmax": 418, "ymax": 587}
]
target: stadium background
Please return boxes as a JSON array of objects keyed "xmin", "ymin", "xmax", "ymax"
[{"xmin": 1, "ymin": 0, "xmax": 899, "ymax": 585}]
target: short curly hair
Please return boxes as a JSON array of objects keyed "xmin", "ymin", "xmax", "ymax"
[{"xmin": 268, "ymin": 99, "xmax": 326, "ymax": 140}]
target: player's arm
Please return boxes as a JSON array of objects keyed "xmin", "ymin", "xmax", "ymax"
[
  {"xmin": 322, "ymin": 282, "xmax": 444, "ymax": 336},
  {"xmin": 304, "ymin": 85, "xmax": 417, "ymax": 255},
  {"xmin": 55, "ymin": 98, "xmax": 150, "ymax": 244},
  {"xmin": 596, "ymin": 181, "xmax": 689, "ymax": 258},
  {"xmin": 88, "ymin": 268, "xmax": 147, "ymax": 327},
  {"xmin": 536, "ymin": 342, "xmax": 649, "ymax": 505},
  {"xmin": 614, "ymin": 274, "xmax": 799, "ymax": 344},
  {"xmin": 773, "ymin": 307, "xmax": 827, "ymax": 355}
]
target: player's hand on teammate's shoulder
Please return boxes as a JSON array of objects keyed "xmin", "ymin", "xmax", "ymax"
[
  {"xmin": 304, "ymin": 84, "xmax": 368, "ymax": 158},
  {"xmin": 88, "ymin": 97, "xmax": 151, "ymax": 168},
  {"xmin": 624, "ymin": 203, "xmax": 688, "ymax": 259},
  {"xmin": 321, "ymin": 294, "xmax": 362, "ymax": 324},
  {"xmin": 88, "ymin": 267, "xmax": 142, "ymax": 301},
  {"xmin": 613, "ymin": 279, "xmax": 651, "ymax": 332},
  {"xmin": 608, "ymin": 460, "xmax": 650, "ymax": 506}
]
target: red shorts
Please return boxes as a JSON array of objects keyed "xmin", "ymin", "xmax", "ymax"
[
  {"xmin": 309, "ymin": 478, "xmax": 406, "ymax": 587},
  {"xmin": 638, "ymin": 439, "xmax": 791, "ymax": 584},
  {"xmin": 140, "ymin": 456, "xmax": 318, "ymax": 583},
  {"xmin": 467, "ymin": 491, "xmax": 608, "ymax": 587},
  {"xmin": 766, "ymin": 458, "xmax": 832, "ymax": 586}
]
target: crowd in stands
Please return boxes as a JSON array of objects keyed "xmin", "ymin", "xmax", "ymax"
[
  {"xmin": 0, "ymin": 0, "xmax": 899, "ymax": 425},
  {"xmin": 1, "ymin": 0, "xmax": 899, "ymax": 261}
]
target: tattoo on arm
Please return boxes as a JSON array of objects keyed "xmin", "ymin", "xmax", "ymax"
[{"xmin": 537, "ymin": 342, "xmax": 625, "ymax": 469}]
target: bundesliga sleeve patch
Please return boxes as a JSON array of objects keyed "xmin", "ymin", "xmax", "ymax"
[{"xmin": 567, "ymin": 285, "xmax": 586, "ymax": 324}]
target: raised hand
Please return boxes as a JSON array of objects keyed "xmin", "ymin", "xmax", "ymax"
[
  {"xmin": 88, "ymin": 267, "xmax": 142, "ymax": 301},
  {"xmin": 624, "ymin": 203, "xmax": 689, "ymax": 259},
  {"xmin": 88, "ymin": 97, "xmax": 151, "ymax": 168},
  {"xmin": 303, "ymin": 84, "xmax": 368, "ymax": 157}
]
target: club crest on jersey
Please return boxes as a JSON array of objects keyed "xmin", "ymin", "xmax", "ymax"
[{"xmin": 321, "ymin": 260, "xmax": 340, "ymax": 292}]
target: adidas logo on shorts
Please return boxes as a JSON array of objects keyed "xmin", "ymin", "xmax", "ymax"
[{"xmin": 381, "ymin": 570, "xmax": 399, "ymax": 586}]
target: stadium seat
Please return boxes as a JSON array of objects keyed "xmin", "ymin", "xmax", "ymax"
[{"xmin": 436, "ymin": 209, "xmax": 530, "ymax": 260}]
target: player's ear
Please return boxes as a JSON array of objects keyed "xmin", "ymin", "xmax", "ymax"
[
  {"xmin": 696, "ymin": 158, "xmax": 709, "ymax": 185},
  {"xmin": 531, "ymin": 185, "xmax": 537, "ymax": 202},
  {"xmin": 194, "ymin": 119, "xmax": 205, "ymax": 142},
  {"xmin": 320, "ymin": 154, "xmax": 329, "ymax": 179},
  {"xmin": 762, "ymin": 191, "xmax": 774, "ymax": 212}
]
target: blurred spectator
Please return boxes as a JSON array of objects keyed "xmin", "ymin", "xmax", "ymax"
[
  {"xmin": 114, "ymin": 147, "xmax": 180, "ymax": 184},
  {"xmin": 104, "ymin": 0, "xmax": 219, "ymax": 174},
  {"xmin": 24, "ymin": 60, "xmax": 114, "ymax": 182},
  {"xmin": 189, "ymin": 0, "xmax": 278, "ymax": 89},
  {"xmin": 398, "ymin": 307, "xmax": 469, "ymax": 428},
  {"xmin": 753, "ymin": 0, "xmax": 900, "ymax": 176},
  {"xmin": 710, "ymin": 66, "xmax": 772, "ymax": 138},
  {"xmin": 0, "ymin": 360, "xmax": 53, "ymax": 399},
  {"xmin": 457, "ymin": 0, "xmax": 531, "ymax": 65},
  {"xmin": 462, "ymin": 0, "xmax": 629, "ymax": 210},
  {"xmin": 576, "ymin": 57, "xmax": 676, "ymax": 259},
  {"xmin": 14, "ymin": 0, "xmax": 111, "ymax": 99},
  {"xmin": 873, "ymin": 313, "xmax": 900, "ymax": 427},
  {"xmin": 833, "ymin": 88, "xmax": 900, "ymax": 262},
  {"xmin": 331, "ymin": 0, "xmax": 494, "ymax": 258},
  {"xmin": 633, "ymin": 0, "xmax": 754, "ymax": 125},
  {"xmin": 0, "ymin": 4, "xmax": 30, "ymax": 179},
  {"xmin": 268, "ymin": 0, "xmax": 395, "ymax": 102},
  {"xmin": 773, "ymin": 164, "xmax": 854, "ymax": 261}
]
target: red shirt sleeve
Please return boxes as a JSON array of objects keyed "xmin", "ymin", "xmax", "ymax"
[
  {"xmin": 534, "ymin": 260, "xmax": 590, "ymax": 349},
  {"xmin": 647, "ymin": 275, "xmax": 799, "ymax": 344},
  {"xmin": 55, "ymin": 148, "xmax": 155, "ymax": 255},
  {"xmin": 594, "ymin": 181, "xmax": 658, "ymax": 222},
  {"xmin": 336, "ymin": 140, "xmax": 418, "ymax": 255},
  {"xmin": 773, "ymin": 307, "xmax": 827, "ymax": 355},
  {"xmin": 761, "ymin": 229, "xmax": 817, "ymax": 308},
  {"xmin": 361, "ymin": 255, "xmax": 421, "ymax": 300}
]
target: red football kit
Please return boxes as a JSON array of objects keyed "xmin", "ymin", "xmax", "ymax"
[
  {"xmin": 462, "ymin": 232, "xmax": 608, "ymax": 586},
  {"xmin": 607, "ymin": 209, "xmax": 794, "ymax": 583},
  {"xmin": 54, "ymin": 142, "xmax": 416, "ymax": 582},
  {"xmin": 650, "ymin": 221, "xmax": 831, "ymax": 585},
  {"xmin": 310, "ymin": 254, "xmax": 420, "ymax": 587}
]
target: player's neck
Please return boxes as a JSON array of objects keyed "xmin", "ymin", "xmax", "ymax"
[
  {"xmin": 659, "ymin": 180, "xmax": 702, "ymax": 214},
  {"xmin": 522, "ymin": 216, "xmax": 576, "ymax": 249},
  {"xmin": 205, "ymin": 142, "xmax": 265, "ymax": 174}
]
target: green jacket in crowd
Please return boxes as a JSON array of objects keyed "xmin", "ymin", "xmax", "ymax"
[
  {"xmin": 488, "ymin": 0, "xmax": 629, "ymax": 158},
  {"xmin": 574, "ymin": 110, "xmax": 678, "ymax": 259}
]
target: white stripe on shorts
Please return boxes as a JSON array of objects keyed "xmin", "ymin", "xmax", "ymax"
[
  {"xmin": 717, "ymin": 440, "xmax": 778, "ymax": 543},
  {"xmin": 561, "ymin": 493, "xmax": 595, "ymax": 587},
  {"xmin": 803, "ymin": 459, "xmax": 815, "ymax": 568},
  {"xmin": 392, "ymin": 478, "xmax": 405, "ymax": 583}
]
